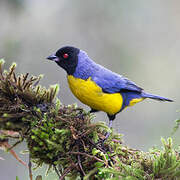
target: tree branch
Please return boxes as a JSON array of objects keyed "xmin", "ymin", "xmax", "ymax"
[{"xmin": 0, "ymin": 60, "xmax": 180, "ymax": 180}]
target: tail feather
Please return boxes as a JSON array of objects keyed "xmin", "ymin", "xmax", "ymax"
[{"xmin": 141, "ymin": 92, "xmax": 173, "ymax": 102}]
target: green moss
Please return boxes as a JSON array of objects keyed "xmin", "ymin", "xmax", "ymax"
[{"xmin": 0, "ymin": 60, "xmax": 180, "ymax": 180}]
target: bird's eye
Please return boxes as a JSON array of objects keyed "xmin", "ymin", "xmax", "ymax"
[{"xmin": 63, "ymin": 53, "xmax": 69, "ymax": 59}]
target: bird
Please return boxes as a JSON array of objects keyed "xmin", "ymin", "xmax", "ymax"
[{"xmin": 47, "ymin": 46, "xmax": 173, "ymax": 139}]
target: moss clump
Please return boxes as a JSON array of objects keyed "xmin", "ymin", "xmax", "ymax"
[{"xmin": 0, "ymin": 60, "xmax": 180, "ymax": 180}]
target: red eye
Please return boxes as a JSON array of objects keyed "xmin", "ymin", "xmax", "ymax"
[{"xmin": 63, "ymin": 53, "xmax": 69, "ymax": 59}]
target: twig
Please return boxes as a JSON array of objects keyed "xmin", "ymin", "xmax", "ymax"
[
  {"xmin": 87, "ymin": 137, "xmax": 106, "ymax": 153},
  {"xmin": 2, "ymin": 141, "xmax": 27, "ymax": 167},
  {"xmin": 87, "ymin": 137, "xmax": 115, "ymax": 165},
  {"xmin": 78, "ymin": 129, "xmax": 92, "ymax": 138},
  {"xmin": 68, "ymin": 151, "xmax": 104, "ymax": 163},
  {"xmin": 80, "ymin": 139, "xmax": 86, "ymax": 151},
  {"xmin": 53, "ymin": 164, "xmax": 61, "ymax": 178},
  {"xmin": 7, "ymin": 138, "xmax": 23, "ymax": 151},
  {"xmin": 59, "ymin": 164, "xmax": 76, "ymax": 180},
  {"xmin": 84, "ymin": 167, "xmax": 98, "ymax": 180},
  {"xmin": 78, "ymin": 154, "xmax": 86, "ymax": 177},
  {"xmin": 28, "ymin": 155, "xmax": 33, "ymax": 180}
]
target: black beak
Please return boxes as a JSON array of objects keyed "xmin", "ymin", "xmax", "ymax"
[{"xmin": 46, "ymin": 54, "xmax": 59, "ymax": 62}]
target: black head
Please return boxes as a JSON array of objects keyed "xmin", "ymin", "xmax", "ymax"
[{"xmin": 47, "ymin": 46, "xmax": 80, "ymax": 75}]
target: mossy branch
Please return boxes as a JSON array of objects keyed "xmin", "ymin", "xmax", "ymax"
[{"xmin": 0, "ymin": 60, "xmax": 180, "ymax": 180}]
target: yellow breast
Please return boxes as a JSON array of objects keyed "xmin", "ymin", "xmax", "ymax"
[{"xmin": 67, "ymin": 75, "xmax": 123, "ymax": 115}]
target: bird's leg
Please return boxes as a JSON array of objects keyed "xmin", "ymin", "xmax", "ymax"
[
  {"xmin": 104, "ymin": 114, "xmax": 116, "ymax": 140},
  {"xmin": 108, "ymin": 119, "xmax": 113, "ymax": 129}
]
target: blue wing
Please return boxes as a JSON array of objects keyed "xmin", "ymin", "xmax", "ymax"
[{"xmin": 92, "ymin": 66, "xmax": 143, "ymax": 94}]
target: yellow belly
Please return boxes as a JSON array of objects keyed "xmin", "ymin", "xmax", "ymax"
[{"xmin": 67, "ymin": 75, "xmax": 123, "ymax": 115}]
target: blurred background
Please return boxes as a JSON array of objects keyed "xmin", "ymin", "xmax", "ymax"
[{"xmin": 0, "ymin": 0, "xmax": 180, "ymax": 179}]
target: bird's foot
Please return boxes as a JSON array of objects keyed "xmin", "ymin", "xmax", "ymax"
[
  {"xmin": 95, "ymin": 130, "xmax": 111, "ymax": 151},
  {"xmin": 102, "ymin": 119, "xmax": 113, "ymax": 141}
]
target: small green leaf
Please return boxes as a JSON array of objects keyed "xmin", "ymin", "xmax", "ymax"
[
  {"xmin": 95, "ymin": 162, "xmax": 104, "ymax": 168},
  {"xmin": 92, "ymin": 148, "xmax": 101, "ymax": 156}
]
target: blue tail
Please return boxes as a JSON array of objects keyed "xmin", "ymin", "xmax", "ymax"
[{"xmin": 141, "ymin": 92, "xmax": 173, "ymax": 102}]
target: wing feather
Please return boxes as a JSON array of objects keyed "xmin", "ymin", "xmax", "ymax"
[{"xmin": 92, "ymin": 67, "xmax": 143, "ymax": 94}]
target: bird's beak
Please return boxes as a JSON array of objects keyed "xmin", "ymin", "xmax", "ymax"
[{"xmin": 46, "ymin": 54, "xmax": 59, "ymax": 62}]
